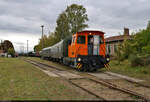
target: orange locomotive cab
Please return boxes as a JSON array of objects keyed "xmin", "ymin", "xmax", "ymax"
[{"xmin": 68, "ymin": 30, "xmax": 109, "ymax": 71}]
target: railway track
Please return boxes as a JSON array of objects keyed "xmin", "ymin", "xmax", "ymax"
[
  {"xmin": 25, "ymin": 59, "xmax": 105, "ymax": 100},
  {"xmin": 103, "ymin": 71, "xmax": 150, "ymax": 88},
  {"xmin": 24, "ymin": 59, "xmax": 150, "ymax": 101},
  {"xmin": 87, "ymin": 74, "xmax": 150, "ymax": 100}
]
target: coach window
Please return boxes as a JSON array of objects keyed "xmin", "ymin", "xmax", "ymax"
[
  {"xmin": 57, "ymin": 46, "xmax": 59, "ymax": 52},
  {"xmin": 77, "ymin": 35, "xmax": 85, "ymax": 44}
]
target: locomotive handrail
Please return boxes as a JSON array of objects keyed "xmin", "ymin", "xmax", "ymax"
[{"xmin": 100, "ymin": 44, "xmax": 106, "ymax": 57}]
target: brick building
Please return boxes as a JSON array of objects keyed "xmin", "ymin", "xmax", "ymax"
[{"xmin": 105, "ymin": 28, "xmax": 132, "ymax": 56}]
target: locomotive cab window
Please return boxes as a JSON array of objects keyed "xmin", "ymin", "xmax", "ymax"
[{"xmin": 77, "ymin": 35, "xmax": 85, "ymax": 44}]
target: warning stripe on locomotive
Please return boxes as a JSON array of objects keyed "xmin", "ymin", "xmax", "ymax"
[{"xmin": 76, "ymin": 63, "xmax": 82, "ymax": 69}]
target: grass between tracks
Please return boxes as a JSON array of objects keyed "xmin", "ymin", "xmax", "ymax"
[
  {"xmin": 0, "ymin": 57, "xmax": 91, "ymax": 100},
  {"xmin": 26, "ymin": 57, "xmax": 73, "ymax": 71},
  {"xmin": 103, "ymin": 60, "xmax": 150, "ymax": 81},
  {"xmin": 27, "ymin": 57, "xmax": 150, "ymax": 82}
]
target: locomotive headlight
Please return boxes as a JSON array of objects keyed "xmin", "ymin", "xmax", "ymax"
[
  {"xmin": 106, "ymin": 58, "xmax": 110, "ymax": 61},
  {"xmin": 77, "ymin": 58, "xmax": 81, "ymax": 62}
]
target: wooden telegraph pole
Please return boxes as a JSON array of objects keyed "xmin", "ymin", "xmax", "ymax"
[{"xmin": 27, "ymin": 40, "xmax": 28, "ymax": 56}]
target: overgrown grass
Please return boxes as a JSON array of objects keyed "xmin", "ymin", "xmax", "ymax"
[
  {"xmin": 0, "ymin": 57, "xmax": 90, "ymax": 100},
  {"xmin": 105, "ymin": 60, "xmax": 150, "ymax": 81}
]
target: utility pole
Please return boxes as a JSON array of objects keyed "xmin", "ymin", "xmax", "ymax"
[
  {"xmin": 23, "ymin": 46, "xmax": 24, "ymax": 54},
  {"xmin": 27, "ymin": 40, "xmax": 28, "ymax": 56},
  {"xmin": 0, "ymin": 40, "xmax": 2, "ymax": 50},
  {"xmin": 41, "ymin": 25, "xmax": 44, "ymax": 49}
]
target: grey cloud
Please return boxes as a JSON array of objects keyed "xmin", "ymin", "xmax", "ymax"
[
  {"xmin": 83, "ymin": 0, "xmax": 150, "ymax": 34},
  {"xmin": 0, "ymin": 0, "xmax": 150, "ymax": 36}
]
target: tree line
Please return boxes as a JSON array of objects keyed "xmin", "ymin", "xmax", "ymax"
[{"xmin": 34, "ymin": 4, "xmax": 89, "ymax": 52}]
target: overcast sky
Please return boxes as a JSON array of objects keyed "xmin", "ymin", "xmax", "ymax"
[{"xmin": 0, "ymin": 0, "xmax": 150, "ymax": 52}]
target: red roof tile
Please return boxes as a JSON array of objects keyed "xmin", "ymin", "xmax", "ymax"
[{"xmin": 105, "ymin": 35, "xmax": 131, "ymax": 43}]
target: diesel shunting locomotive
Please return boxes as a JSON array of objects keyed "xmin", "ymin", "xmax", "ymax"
[{"xmin": 40, "ymin": 30, "xmax": 110, "ymax": 71}]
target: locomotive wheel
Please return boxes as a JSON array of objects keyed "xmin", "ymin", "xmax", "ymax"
[
  {"xmin": 88, "ymin": 65, "xmax": 96, "ymax": 72},
  {"xmin": 93, "ymin": 69, "xmax": 97, "ymax": 72},
  {"xmin": 90, "ymin": 68, "xmax": 97, "ymax": 72},
  {"xmin": 89, "ymin": 68, "xmax": 94, "ymax": 72},
  {"xmin": 82, "ymin": 64, "xmax": 89, "ymax": 72}
]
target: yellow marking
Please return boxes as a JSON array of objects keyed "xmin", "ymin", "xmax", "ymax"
[
  {"xmin": 105, "ymin": 63, "xmax": 109, "ymax": 70},
  {"xmin": 104, "ymin": 64, "xmax": 106, "ymax": 68},
  {"xmin": 104, "ymin": 63, "xmax": 111, "ymax": 70},
  {"xmin": 78, "ymin": 64, "xmax": 82, "ymax": 68},
  {"xmin": 76, "ymin": 63, "xmax": 80, "ymax": 69},
  {"xmin": 76, "ymin": 63, "xmax": 83, "ymax": 69},
  {"xmin": 80, "ymin": 64, "xmax": 82, "ymax": 68},
  {"xmin": 78, "ymin": 66, "xmax": 80, "ymax": 69},
  {"xmin": 78, "ymin": 63, "xmax": 80, "ymax": 67},
  {"xmin": 104, "ymin": 64, "xmax": 109, "ymax": 70},
  {"xmin": 77, "ymin": 65, "xmax": 79, "ymax": 68},
  {"xmin": 107, "ymin": 63, "xmax": 111, "ymax": 70}
]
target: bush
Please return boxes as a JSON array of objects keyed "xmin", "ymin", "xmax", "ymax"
[
  {"xmin": 143, "ymin": 56, "xmax": 150, "ymax": 66},
  {"xmin": 129, "ymin": 54, "xmax": 144, "ymax": 67},
  {"xmin": 115, "ymin": 38, "xmax": 136, "ymax": 63},
  {"xmin": 115, "ymin": 43, "xmax": 125, "ymax": 64},
  {"xmin": 8, "ymin": 48, "xmax": 15, "ymax": 57}
]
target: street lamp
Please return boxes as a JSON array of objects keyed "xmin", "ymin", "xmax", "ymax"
[{"xmin": 41, "ymin": 25, "xmax": 44, "ymax": 49}]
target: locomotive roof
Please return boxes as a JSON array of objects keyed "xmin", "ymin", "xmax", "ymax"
[{"xmin": 77, "ymin": 30, "xmax": 105, "ymax": 34}]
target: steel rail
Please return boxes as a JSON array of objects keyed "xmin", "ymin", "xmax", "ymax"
[
  {"xmin": 104, "ymin": 72, "xmax": 150, "ymax": 88},
  {"xmin": 24, "ymin": 59, "xmax": 150, "ymax": 101},
  {"xmin": 67, "ymin": 79, "xmax": 106, "ymax": 100},
  {"xmin": 26, "ymin": 59, "xmax": 63, "ymax": 71},
  {"xmin": 87, "ymin": 75, "xmax": 150, "ymax": 101},
  {"xmin": 24, "ymin": 59, "xmax": 106, "ymax": 100}
]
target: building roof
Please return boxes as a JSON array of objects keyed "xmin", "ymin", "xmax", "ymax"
[
  {"xmin": 105, "ymin": 27, "xmax": 132, "ymax": 43},
  {"xmin": 105, "ymin": 35, "xmax": 132, "ymax": 43}
]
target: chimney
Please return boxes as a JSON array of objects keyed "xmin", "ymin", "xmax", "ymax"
[{"xmin": 124, "ymin": 28, "xmax": 129, "ymax": 36}]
